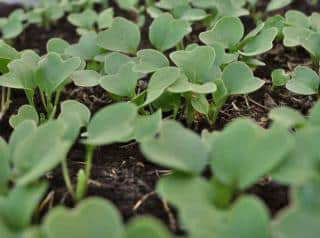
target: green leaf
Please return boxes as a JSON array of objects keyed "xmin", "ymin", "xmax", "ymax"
[
  {"xmin": 0, "ymin": 183, "xmax": 47, "ymax": 230},
  {"xmin": 149, "ymin": 13, "xmax": 191, "ymax": 51},
  {"xmin": 133, "ymin": 110, "xmax": 162, "ymax": 142},
  {"xmin": 43, "ymin": 198, "xmax": 123, "ymax": 238},
  {"xmin": 100, "ymin": 61, "xmax": 140, "ymax": 97},
  {"xmin": 0, "ymin": 139, "xmax": 9, "ymax": 195},
  {"xmin": 269, "ymin": 107, "xmax": 307, "ymax": 129},
  {"xmin": 84, "ymin": 102, "xmax": 137, "ymax": 146},
  {"xmin": 267, "ymin": 0, "xmax": 292, "ymax": 12},
  {"xmin": 200, "ymin": 16, "xmax": 244, "ymax": 49},
  {"xmin": 97, "ymin": 17, "xmax": 140, "ymax": 54},
  {"xmin": 47, "ymin": 38, "xmax": 70, "ymax": 54},
  {"xmin": 222, "ymin": 62, "xmax": 264, "ymax": 95},
  {"xmin": 191, "ymin": 94, "xmax": 209, "ymax": 115},
  {"xmin": 125, "ymin": 217, "xmax": 172, "ymax": 238},
  {"xmin": 240, "ymin": 27, "xmax": 278, "ymax": 56},
  {"xmin": 98, "ymin": 8, "xmax": 114, "ymax": 30},
  {"xmin": 67, "ymin": 9, "xmax": 98, "ymax": 29},
  {"xmin": 104, "ymin": 52, "xmax": 133, "ymax": 75},
  {"xmin": 1, "ymin": 19, "xmax": 23, "ymax": 40},
  {"xmin": 211, "ymin": 119, "xmax": 293, "ymax": 189},
  {"xmin": 13, "ymin": 121, "xmax": 71, "ymax": 186},
  {"xmin": 308, "ymin": 100, "xmax": 320, "ymax": 126},
  {"xmin": 36, "ymin": 53, "xmax": 81, "ymax": 95},
  {"xmin": 170, "ymin": 45, "xmax": 216, "ymax": 83},
  {"xmin": 222, "ymin": 197, "xmax": 272, "ymax": 238},
  {"xmin": 286, "ymin": 66, "xmax": 319, "ymax": 95},
  {"xmin": 59, "ymin": 100, "xmax": 91, "ymax": 127},
  {"xmin": 283, "ymin": 27, "xmax": 313, "ymax": 47},
  {"xmin": 271, "ymin": 69, "xmax": 290, "ymax": 87},
  {"xmin": 9, "ymin": 105, "xmax": 39, "ymax": 129},
  {"xmin": 72, "ymin": 70, "xmax": 101, "ymax": 87},
  {"xmin": 142, "ymin": 67, "xmax": 180, "ymax": 106},
  {"xmin": 133, "ymin": 49, "xmax": 169, "ymax": 74},
  {"xmin": 65, "ymin": 32, "xmax": 102, "ymax": 60},
  {"xmin": 141, "ymin": 120, "xmax": 208, "ymax": 174},
  {"xmin": 285, "ymin": 10, "xmax": 310, "ymax": 28}
]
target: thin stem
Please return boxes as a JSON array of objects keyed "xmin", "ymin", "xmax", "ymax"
[
  {"xmin": 49, "ymin": 90, "xmax": 61, "ymax": 120},
  {"xmin": 1, "ymin": 88, "xmax": 6, "ymax": 111},
  {"xmin": 176, "ymin": 41, "xmax": 185, "ymax": 51},
  {"xmin": 84, "ymin": 145, "xmax": 95, "ymax": 182},
  {"xmin": 39, "ymin": 90, "xmax": 49, "ymax": 116},
  {"xmin": 62, "ymin": 160, "xmax": 75, "ymax": 200},
  {"xmin": 5, "ymin": 88, "xmax": 11, "ymax": 109}
]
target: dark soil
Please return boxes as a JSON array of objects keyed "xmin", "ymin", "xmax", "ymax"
[{"xmin": 0, "ymin": 0, "xmax": 319, "ymax": 233}]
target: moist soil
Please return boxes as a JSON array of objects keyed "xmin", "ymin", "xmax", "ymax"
[{"xmin": 0, "ymin": 0, "xmax": 319, "ymax": 233}]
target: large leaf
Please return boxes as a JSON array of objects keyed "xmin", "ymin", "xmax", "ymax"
[
  {"xmin": 211, "ymin": 119, "xmax": 293, "ymax": 189},
  {"xmin": 43, "ymin": 198, "xmax": 123, "ymax": 238},
  {"xmin": 149, "ymin": 13, "xmax": 191, "ymax": 51},
  {"xmin": 141, "ymin": 120, "xmax": 208, "ymax": 174},
  {"xmin": 84, "ymin": 102, "xmax": 137, "ymax": 146},
  {"xmin": 97, "ymin": 17, "xmax": 140, "ymax": 54},
  {"xmin": 222, "ymin": 61, "xmax": 264, "ymax": 95}
]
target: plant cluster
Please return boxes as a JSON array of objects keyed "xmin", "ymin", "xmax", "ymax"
[{"xmin": 0, "ymin": 0, "xmax": 320, "ymax": 237}]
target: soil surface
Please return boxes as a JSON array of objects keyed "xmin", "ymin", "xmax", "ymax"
[{"xmin": 0, "ymin": 0, "xmax": 319, "ymax": 233}]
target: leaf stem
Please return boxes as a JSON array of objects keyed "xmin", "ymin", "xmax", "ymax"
[{"xmin": 62, "ymin": 159, "xmax": 75, "ymax": 200}]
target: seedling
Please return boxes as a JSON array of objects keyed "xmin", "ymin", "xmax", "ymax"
[
  {"xmin": 0, "ymin": 51, "xmax": 81, "ymax": 120},
  {"xmin": 283, "ymin": 10, "xmax": 320, "ymax": 69},
  {"xmin": 0, "ymin": 9, "xmax": 26, "ymax": 40},
  {"xmin": 271, "ymin": 66, "xmax": 320, "ymax": 95},
  {"xmin": 67, "ymin": 8, "xmax": 114, "ymax": 34}
]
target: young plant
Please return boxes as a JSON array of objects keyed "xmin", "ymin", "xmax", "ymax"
[
  {"xmin": 0, "ymin": 51, "xmax": 81, "ymax": 120},
  {"xmin": 282, "ymin": 10, "xmax": 320, "ymax": 69},
  {"xmin": 199, "ymin": 16, "xmax": 278, "ymax": 67},
  {"xmin": 0, "ymin": 40, "xmax": 20, "ymax": 117},
  {"xmin": 271, "ymin": 66, "xmax": 320, "ymax": 95},
  {"xmin": 0, "ymin": 9, "xmax": 26, "ymax": 41},
  {"xmin": 67, "ymin": 8, "xmax": 114, "ymax": 34}
]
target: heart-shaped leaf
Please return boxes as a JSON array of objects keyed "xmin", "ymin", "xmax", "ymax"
[
  {"xmin": 72, "ymin": 70, "xmax": 101, "ymax": 87},
  {"xmin": 222, "ymin": 61, "xmax": 265, "ymax": 95},
  {"xmin": 0, "ymin": 183, "xmax": 47, "ymax": 230},
  {"xmin": 101, "ymin": 61, "xmax": 140, "ymax": 97},
  {"xmin": 210, "ymin": 119, "xmax": 293, "ymax": 189},
  {"xmin": 200, "ymin": 16, "xmax": 244, "ymax": 49},
  {"xmin": 12, "ymin": 121, "xmax": 72, "ymax": 186},
  {"xmin": 36, "ymin": 53, "xmax": 81, "ymax": 95},
  {"xmin": 133, "ymin": 49, "xmax": 169, "ymax": 74},
  {"xmin": 67, "ymin": 9, "xmax": 98, "ymax": 29},
  {"xmin": 141, "ymin": 120, "xmax": 208, "ymax": 174},
  {"xmin": 47, "ymin": 38, "xmax": 70, "ymax": 54},
  {"xmin": 269, "ymin": 107, "xmax": 307, "ymax": 129},
  {"xmin": 286, "ymin": 66, "xmax": 319, "ymax": 95},
  {"xmin": 9, "ymin": 105, "xmax": 39, "ymax": 129},
  {"xmin": 170, "ymin": 45, "xmax": 216, "ymax": 83},
  {"xmin": 104, "ymin": 52, "xmax": 133, "ymax": 75},
  {"xmin": 97, "ymin": 17, "xmax": 140, "ymax": 54},
  {"xmin": 271, "ymin": 69, "xmax": 290, "ymax": 87},
  {"xmin": 84, "ymin": 102, "xmax": 137, "ymax": 146},
  {"xmin": 240, "ymin": 27, "xmax": 278, "ymax": 56},
  {"xmin": 125, "ymin": 217, "xmax": 173, "ymax": 238},
  {"xmin": 97, "ymin": 8, "xmax": 114, "ymax": 30},
  {"xmin": 43, "ymin": 198, "xmax": 123, "ymax": 238},
  {"xmin": 142, "ymin": 67, "xmax": 180, "ymax": 106},
  {"xmin": 65, "ymin": 32, "xmax": 102, "ymax": 60},
  {"xmin": 149, "ymin": 13, "xmax": 191, "ymax": 51}
]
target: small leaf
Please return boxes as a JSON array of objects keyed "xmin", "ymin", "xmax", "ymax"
[
  {"xmin": 141, "ymin": 120, "xmax": 208, "ymax": 174},
  {"xmin": 142, "ymin": 67, "xmax": 180, "ymax": 106},
  {"xmin": 84, "ymin": 102, "xmax": 137, "ymax": 146},
  {"xmin": 36, "ymin": 53, "xmax": 81, "ymax": 95},
  {"xmin": 133, "ymin": 49, "xmax": 169, "ymax": 74},
  {"xmin": 200, "ymin": 16, "xmax": 244, "ymax": 49},
  {"xmin": 170, "ymin": 45, "xmax": 216, "ymax": 83},
  {"xmin": 9, "ymin": 105, "xmax": 39, "ymax": 129},
  {"xmin": 47, "ymin": 38, "xmax": 70, "ymax": 54},
  {"xmin": 65, "ymin": 32, "xmax": 102, "ymax": 60},
  {"xmin": 271, "ymin": 69, "xmax": 290, "ymax": 87},
  {"xmin": 67, "ymin": 9, "xmax": 97, "ymax": 29},
  {"xmin": 43, "ymin": 198, "xmax": 123, "ymax": 238},
  {"xmin": 72, "ymin": 70, "xmax": 101, "ymax": 87},
  {"xmin": 149, "ymin": 13, "xmax": 191, "ymax": 51},
  {"xmin": 286, "ymin": 66, "xmax": 319, "ymax": 95},
  {"xmin": 104, "ymin": 52, "xmax": 133, "ymax": 75},
  {"xmin": 125, "ymin": 217, "xmax": 173, "ymax": 238},
  {"xmin": 222, "ymin": 62, "xmax": 264, "ymax": 95},
  {"xmin": 101, "ymin": 61, "xmax": 140, "ymax": 97},
  {"xmin": 97, "ymin": 17, "xmax": 140, "ymax": 54},
  {"xmin": 133, "ymin": 110, "xmax": 162, "ymax": 142},
  {"xmin": 98, "ymin": 8, "xmax": 114, "ymax": 30},
  {"xmin": 267, "ymin": 0, "xmax": 292, "ymax": 12}
]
